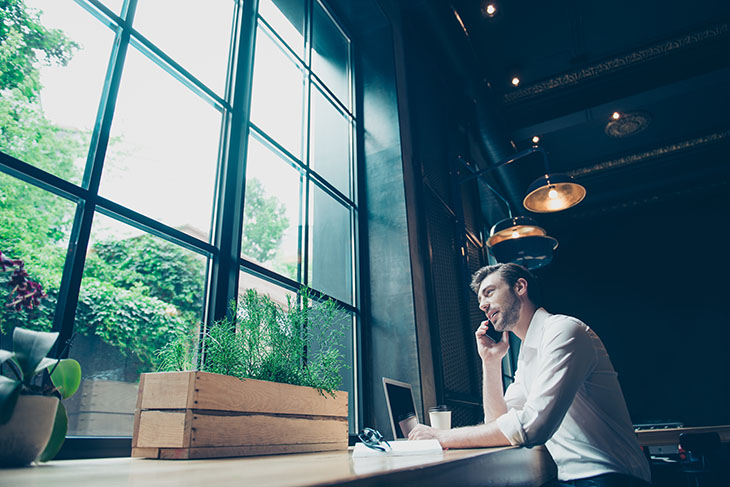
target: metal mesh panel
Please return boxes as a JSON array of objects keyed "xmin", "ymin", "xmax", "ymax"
[
  {"xmin": 422, "ymin": 155, "xmax": 451, "ymax": 202},
  {"xmin": 461, "ymin": 181, "xmax": 480, "ymax": 237},
  {"xmin": 448, "ymin": 403, "xmax": 483, "ymax": 428},
  {"xmin": 424, "ymin": 188, "xmax": 473, "ymax": 396},
  {"xmin": 465, "ymin": 238, "xmax": 486, "ymax": 401}
]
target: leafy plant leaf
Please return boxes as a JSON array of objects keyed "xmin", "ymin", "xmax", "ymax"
[
  {"xmin": 0, "ymin": 376, "xmax": 22, "ymax": 425},
  {"xmin": 38, "ymin": 400, "xmax": 66, "ymax": 462},
  {"xmin": 0, "ymin": 349, "xmax": 15, "ymax": 365},
  {"xmin": 12, "ymin": 327, "xmax": 58, "ymax": 381},
  {"xmin": 48, "ymin": 359, "xmax": 81, "ymax": 399},
  {"xmin": 34, "ymin": 357, "xmax": 58, "ymax": 375}
]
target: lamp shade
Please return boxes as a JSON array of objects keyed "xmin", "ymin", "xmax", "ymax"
[
  {"xmin": 523, "ymin": 173, "xmax": 586, "ymax": 213},
  {"xmin": 486, "ymin": 216, "xmax": 559, "ymax": 270}
]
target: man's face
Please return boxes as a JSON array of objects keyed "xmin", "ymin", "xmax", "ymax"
[{"xmin": 477, "ymin": 272, "xmax": 521, "ymax": 332}]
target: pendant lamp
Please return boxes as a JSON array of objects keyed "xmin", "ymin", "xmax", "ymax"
[
  {"xmin": 459, "ymin": 146, "xmax": 586, "ymax": 214},
  {"xmin": 523, "ymin": 173, "xmax": 586, "ymax": 213},
  {"xmin": 486, "ymin": 216, "xmax": 558, "ymax": 270}
]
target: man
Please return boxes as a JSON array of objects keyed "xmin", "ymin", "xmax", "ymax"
[{"xmin": 409, "ymin": 263, "xmax": 651, "ymax": 486}]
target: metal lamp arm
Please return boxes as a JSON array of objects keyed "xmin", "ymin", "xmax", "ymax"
[{"xmin": 456, "ymin": 156, "xmax": 514, "ymax": 219}]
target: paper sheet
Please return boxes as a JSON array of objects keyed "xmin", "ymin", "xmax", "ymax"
[{"xmin": 352, "ymin": 439, "xmax": 443, "ymax": 457}]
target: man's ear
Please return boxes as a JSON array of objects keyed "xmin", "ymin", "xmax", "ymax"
[{"xmin": 514, "ymin": 277, "xmax": 528, "ymax": 297}]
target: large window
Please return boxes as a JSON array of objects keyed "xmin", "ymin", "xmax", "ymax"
[{"xmin": 0, "ymin": 0, "xmax": 359, "ymax": 441}]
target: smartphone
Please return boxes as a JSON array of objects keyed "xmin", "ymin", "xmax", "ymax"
[{"xmin": 482, "ymin": 317, "xmax": 502, "ymax": 343}]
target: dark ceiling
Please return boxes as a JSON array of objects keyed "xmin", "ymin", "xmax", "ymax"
[{"xmin": 401, "ymin": 0, "xmax": 730, "ymax": 223}]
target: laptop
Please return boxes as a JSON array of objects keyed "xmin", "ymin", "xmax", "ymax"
[{"xmin": 382, "ymin": 377, "xmax": 419, "ymax": 439}]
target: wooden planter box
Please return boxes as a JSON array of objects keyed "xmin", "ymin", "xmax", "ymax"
[{"xmin": 131, "ymin": 371, "xmax": 348, "ymax": 459}]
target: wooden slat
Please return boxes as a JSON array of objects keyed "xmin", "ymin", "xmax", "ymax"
[
  {"xmin": 190, "ymin": 413, "xmax": 348, "ymax": 448},
  {"xmin": 137, "ymin": 410, "xmax": 191, "ymax": 448},
  {"xmin": 131, "ymin": 374, "xmax": 146, "ymax": 448},
  {"xmin": 158, "ymin": 442, "xmax": 347, "ymax": 460},
  {"xmin": 193, "ymin": 372, "xmax": 348, "ymax": 417},
  {"xmin": 131, "ymin": 447, "xmax": 160, "ymax": 458},
  {"xmin": 139, "ymin": 372, "xmax": 196, "ymax": 410}
]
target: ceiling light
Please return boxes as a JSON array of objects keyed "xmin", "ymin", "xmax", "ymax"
[
  {"xmin": 486, "ymin": 4, "xmax": 497, "ymax": 16},
  {"xmin": 612, "ymin": 111, "xmax": 621, "ymax": 120},
  {"xmin": 531, "ymin": 136, "xmax": 540, "ymax": 144},
  {"xmin": 486, "ymin": 216, "xmax": 559, "ymax": 270},
  {"xmin": 511, "ymin": 77, "xmax": 520, "ymax": 86},
  {"xmin": 523, "ymin": 174, "xmax": 586, "ymax": 213}
]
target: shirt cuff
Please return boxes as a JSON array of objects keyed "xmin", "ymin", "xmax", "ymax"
[{"xmin": 495, "ymin": 409, "xmax": 527, "ymax": 445}]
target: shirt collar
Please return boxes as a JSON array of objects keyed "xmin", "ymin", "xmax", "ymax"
[{"xmin": 521, "ymin": 307, "xmax": 550, "ymax": 350}]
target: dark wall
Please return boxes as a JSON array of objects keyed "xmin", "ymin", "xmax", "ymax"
[
  {"xmin": 539, "ymin": 184, "xmax": 730, "ymax": 427},
  {"xmin": 328, "ymin": 0, "xmax": 422, "ymax": 437}
]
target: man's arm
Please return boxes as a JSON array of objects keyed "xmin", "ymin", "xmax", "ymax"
[
  {"xmin": 476, "ymin": 322, "xmax": 511, "ymax": 422},
  {"xmin": 408, "ymin": 420, "xmax": 510, "ymax": 448}
]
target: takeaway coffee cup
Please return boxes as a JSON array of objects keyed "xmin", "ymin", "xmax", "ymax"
[
  {"xmin": 429, "ymin": 405, "xmax": 451, "ymax": 430},
  {"xmin": 397, "ymin": 412, "xmax": 418, "ymax": 437}
]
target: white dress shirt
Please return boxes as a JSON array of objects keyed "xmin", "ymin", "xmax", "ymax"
[{"xmin": 495, "ymin": 308, "xmax": 651, "ymax": 482}]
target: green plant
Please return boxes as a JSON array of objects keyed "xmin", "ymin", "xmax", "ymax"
[
  {"xmin": 0, "ymin": 327, "xmax": 81, "ymax": 461},
  {"xmin": 157, "ymin": 287, "xmax": 349, "ymax": 398}
]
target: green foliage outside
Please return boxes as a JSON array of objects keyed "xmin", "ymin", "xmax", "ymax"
[
  {"xmin": 0, "ymin": 0, "xmax": 293, "ymax": 374},
  {"xmin": 157, "ymin": 288, "xmax": 349, "ymax": 397},
  {"xmin": 242, "ymin": 178, "xmax": 290, "ymax": 263},
  {"xmin": 0, "ymin": 0, "xmax": 79, "ymax": 100}
]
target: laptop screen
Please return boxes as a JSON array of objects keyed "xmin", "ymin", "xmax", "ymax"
[{"xmin": 382, "ymin": 377, "xmax": 419, "ymax": 439}]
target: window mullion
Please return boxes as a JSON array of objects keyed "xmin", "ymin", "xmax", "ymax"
[
  {"xmin": 207, "ymin": 0, "xmax": 259, "ymax": 323},
  {"xmin": 52, "ymin": 0, "xmax": 136, "ymax": 357}
]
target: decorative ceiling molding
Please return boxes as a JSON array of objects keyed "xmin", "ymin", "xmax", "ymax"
[
  {"xmin": 558, "ymin": 178, "xmax": 730, "ymax": 220},
  {"xmin": 568, "ymin": 129, "xmax": 730, "ymax": 178},
  {"xmin": 502, "ymin": 23, "xmax": 729, "ymax": 105}
]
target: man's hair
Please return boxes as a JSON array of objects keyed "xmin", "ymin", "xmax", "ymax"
[{"xmin": 470, "ymin": 263, "xmax": 541, "ymax": 307}]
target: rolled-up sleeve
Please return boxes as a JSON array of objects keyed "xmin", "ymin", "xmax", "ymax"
[{"xmin": 495, "ymin": 320, "xmax": 596, "ymax": 446}]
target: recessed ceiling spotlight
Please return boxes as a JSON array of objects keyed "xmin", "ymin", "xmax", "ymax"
[
  {"xmin": 511, "ymin": 77, "xmax": 521, "ymax": 86},
  {"xmin": 531, "ymin": 136, "xmax": 540, "ymax": 144},
  {"xmin": 612, "ymin": 111, "xmax": 621, "ymax": 120},
  {"xmin": 486, "ymin": 4, "xmax": 497, "ymax": 16}
]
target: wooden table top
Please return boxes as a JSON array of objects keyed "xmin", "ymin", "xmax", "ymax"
[
  {"xmin": 635, "ymin": 425, "xmax": 730, "ymax": 446},
  {"xmin": 0, "ymin": 445, "xmax": 556, "ymax": 487}
]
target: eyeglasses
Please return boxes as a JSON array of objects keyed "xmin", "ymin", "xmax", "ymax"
[{"xmin": 357, "ymin": 427, "xmax": 391, "ymax": 453}]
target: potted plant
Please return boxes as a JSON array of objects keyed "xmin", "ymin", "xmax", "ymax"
[
  {"xmin": 132, "ymin": 287, "xmax": 351, "ymax": 459},
  {"xmin": 0, "ymin": 328, "xmax": 81, "ymax": 467},
  {"xmin": 0, "ymin": 251, "xmax": 82, "ymax": 467}
]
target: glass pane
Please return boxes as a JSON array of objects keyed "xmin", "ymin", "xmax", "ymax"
[
  {"xmin": 100, "ymin": 0, "xmax": 124, "ymax": 15},
  {"xmin": 68, "ymin": 213, "xmax": 207, "ymax": 436},
  {"xmin": 242, "ymin": 136, "xmax": 302, "ymax": 281},
  {"xmin": 258, "ymin": 0, "xmax": 305, "ymax": 57},
  {"xmin": 0, "ymin": 1, "xmax": 114, "ymax": 185},
  {"xmin": 238, "ymin": 269, "xmax": 295, "ymax": 310},
  {"xmin": 308, "ymin": 306, "xmax": 355, "ymax": 433},
  {"xmin": 311, "ymin": 1, "xmax": 350, "ymax": 108},
  {"xmin": 308, "ymin": 184, "xmax": 352, "ymax": 304},
  {"xmin": 250, "ymin": 26, "xmax": 305, "ymax": 159},
  {"xmin": 133, "ymin": 0, "xmax": 235, "ymax": 95},
  {"xmin": 0, "ymin": 172, "xmax": 76, "ymax": 336},
  {"xmin": 101, "ymin": 46, "xmax": 221, "ymax": 242},
  {"xmin": 310, "ymin": 85, "xmax": 351, "ymax": 197}
]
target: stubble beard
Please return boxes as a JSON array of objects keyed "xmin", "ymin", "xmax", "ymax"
[{"xmin": 494, "ymin": 289, "xmax": 521, "ymax": 332}]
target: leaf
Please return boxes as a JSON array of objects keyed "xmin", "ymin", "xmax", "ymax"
[
  {"xmin": 12, "ymin": 327, "xmax": 59, "ymax": 381},
  {"xmin": 38, "ymin": 400, "xmax": 67, "ymax": 462},
  {"xmin": 34, "ymin": 357, "xmax": 58, "ymax": 375},
  {"xmin": 48, "ymin": 359, "xmax": 81, "ymax": 399},
  {"xmin": 0, "ymin": 376, "xmax": 22, "ymax": 425},
  {"xmin": 0, "ymin": 349, "xmax": 14, "ymax": 365}
]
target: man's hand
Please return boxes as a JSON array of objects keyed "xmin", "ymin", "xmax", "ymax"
[
  {"xmin": 408, "ymin": 424, "xmax": 442, "ymax": 443},
  {"xmin": 475, "ymin": 320, "xmax": 509, "ymax": 363}
]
